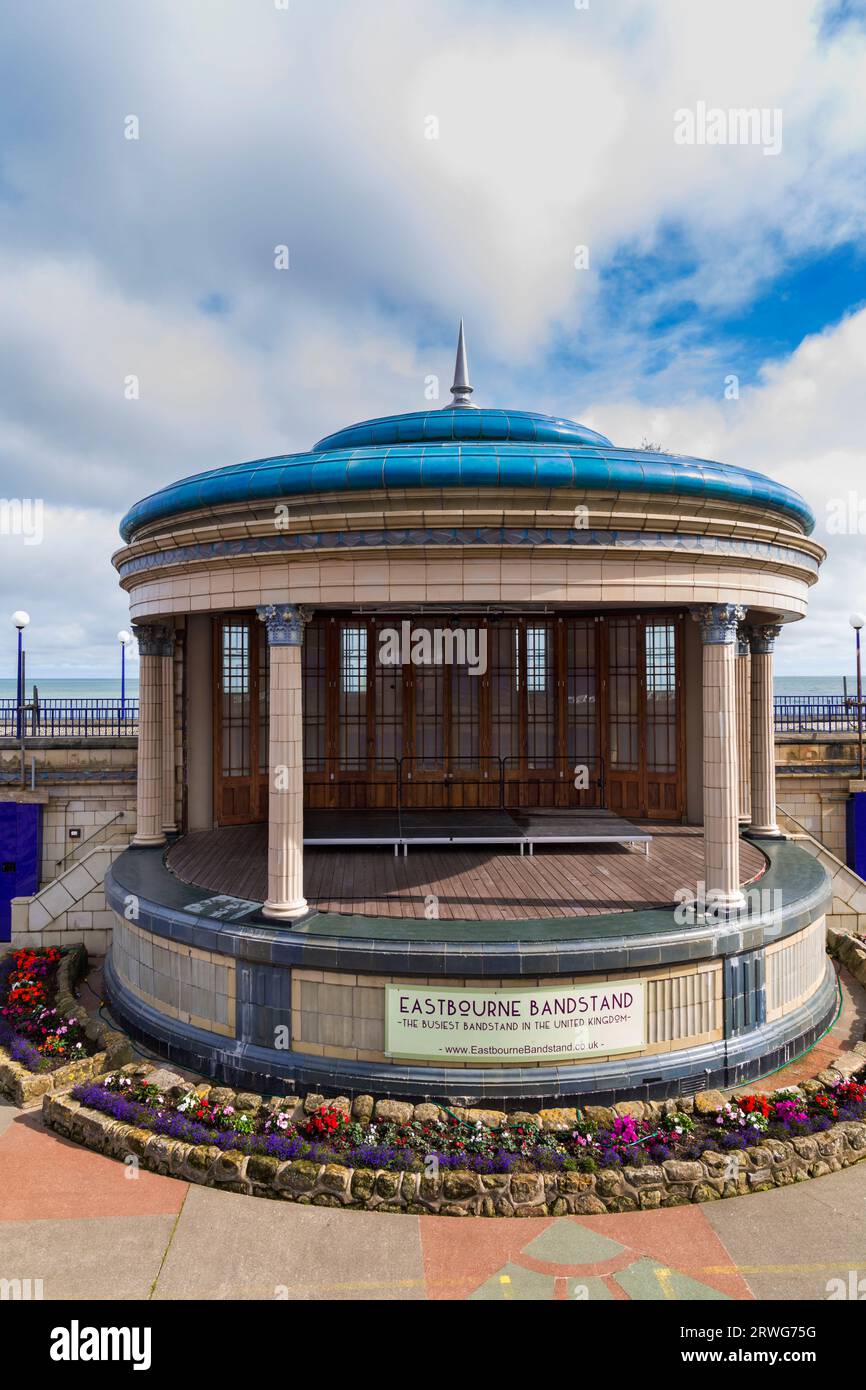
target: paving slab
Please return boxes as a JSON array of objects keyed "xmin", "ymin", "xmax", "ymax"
[
  {"xmin": 0, "ymin": 1110, "xmax": 186, "ymax": 1221},
  {"xmin": 151, "ymin": 1184, "xmax": 426, "ymax": 1300},
  {"xmin": 421, "ymin": 1207, "xmax": 750, "ymax": 1300},
  {"xmin": 0, "ymin": 1215, "xmax": 180, "ymax": 1300},
  {"xmin": 705, "ymin": 1164, "xmax": 866, "ymax": 1300},
  {"xmin": 0, "ymin": 1098, "xmax": 18, "ymax": 1140}
]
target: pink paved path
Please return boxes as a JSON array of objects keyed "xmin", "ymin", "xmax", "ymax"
[{"xmin": 1, "ymin": 965, "xmax": 863, "ymax": 1300}]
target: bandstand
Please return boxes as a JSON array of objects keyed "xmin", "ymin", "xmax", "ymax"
[{"xmin": 104, "ymin": 327, "xmax": 833, "ymax": 1103}]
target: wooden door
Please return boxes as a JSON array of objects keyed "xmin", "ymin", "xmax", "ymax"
[{"xmin": 603, "ymin": 613, "xmax": 684, "ymax": 821}]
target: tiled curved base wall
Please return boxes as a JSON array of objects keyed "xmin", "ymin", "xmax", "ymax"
[{"xmin": 105, "ymin": 910, "xmax": 836, "ymax": 1105}]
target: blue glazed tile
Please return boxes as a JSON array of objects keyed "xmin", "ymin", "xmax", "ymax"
[
  {"xmin": 345, "ymin": 457, "xmax": 384, "ymax": 490},
  {"xmin": 419, "ymin": 450, "xmax": 459, "ymax": 486},
  {"xmin": 574, "ymin": 457, "xmax": 614, "ymax": 489},
  {"xmin": 307, "ymin": 459, "xmax": 351, "ymax": 492},
  {"xmin": 534, "ymin": 455, "xmax": 574, "ymax": 487},
  {"xmin": 420, "ymin": 413, "xmax": 453, "ymax": 442},
  {"xmin": 460, "ymin": 453, "xmax": 499, "ymax": 486}
]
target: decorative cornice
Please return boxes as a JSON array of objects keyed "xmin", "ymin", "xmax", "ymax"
[
  {"xmin": 115, "ymin": 526, "xmax": 822, "ymax": 583},
  {"xmin": 747, "ymin": 623, "xmax": 783, "ymax": 655},
  {"xmin": 691, "ymin": 604, "xmax": 746, "ymax": 646},
  {"xmin": 256, "ymin": 604, "xmax": 311, "ymax": 646},
  {"xmin": 132, "ymin": 623, "xmax": 174, "ymax": 658}
]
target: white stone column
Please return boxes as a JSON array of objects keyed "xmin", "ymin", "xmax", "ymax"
[
  {"xmin": 692, "ymin": 604, "xmax": 747, "ymax": 916},
  {"xmin": 736, "ymin": 629, "xmax": 752, "ymax": 825},
  {"xmin": 161, "ymin": 628, "xmax": 178, "ymax": 835},
  {"xmin": 257, "ymin": 604, "xmax": 308, "ymax": 920},
  {"xmin": 132, "ymin": 624, "xmax": 167, "ymax": 847},
  {"xmin": 748, "ymin": 623, "xmax": 783, "ymax": 836}
]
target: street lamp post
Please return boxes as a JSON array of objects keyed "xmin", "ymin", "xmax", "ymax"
[
  {"xmin": 851, "ymin": 613, "xmax": 865, "ymax": 779},
  {"xmin": 11, "ymin": 611, "xmax": 30, "ymax": 741},
  {"xmin": 117, "ymin": 629, "xmax": 132, "ymax": 722}
]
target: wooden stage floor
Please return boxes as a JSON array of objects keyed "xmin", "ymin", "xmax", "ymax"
[{"xmin": 166, "ymin": 822, "xmax": 768, "ymax": 922}]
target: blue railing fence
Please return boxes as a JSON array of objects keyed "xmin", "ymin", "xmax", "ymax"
[
  {"xmin": 0, "ymin": 698, "xmax": 139, "ymax": 738},
  {"xmin": 774, "ymin": 694, "xmax": 862, "ymax": 733},
  {"xmin": 0, "ymin": 693, "xmax": 860, "ymax": 738}
]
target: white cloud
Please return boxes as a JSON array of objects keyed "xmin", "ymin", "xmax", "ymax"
[
  {"xmin": 591, "ymin": 304, "xmax": 866, "ymax": 676},
  {"xmin": 1, "ymin": 0, "xmax": 865, "ymax": 672}
]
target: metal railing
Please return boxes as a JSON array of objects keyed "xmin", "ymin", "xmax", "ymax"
[
  {"xmin": 5, "ymin": 691, "xmax": 858, "ymax": 741},
  {"xmin": 0, "ymin": 698, "xmax": 139, "ymax": 738},
  {"xmin": 774, "ymin": 695, "xmax": 861, "ymax": 733}
]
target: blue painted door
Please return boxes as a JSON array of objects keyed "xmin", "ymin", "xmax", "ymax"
[
  {"xmin": 847, "ymin": 792, "xmax": 866, "ymax": 878},
  {"xmin": 0, "ymin": 803, "xmax": 42, "ymax": 942}
]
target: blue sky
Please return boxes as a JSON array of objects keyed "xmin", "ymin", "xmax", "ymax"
[{"xmin": 1, "ymin": 0, "xmax": 866, "ymax": 676}]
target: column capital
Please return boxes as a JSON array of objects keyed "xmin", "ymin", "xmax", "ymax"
[
  {"xmin": 746, "ymin": 623, "xmax": 783, "ymax": 655},
  {"xmin": 256, "ymin": 604, "xmax": 311, "ymax": 646},
  {"xmin": 736, "ymin": 624, "xmax": 751, "ymax": 660},
  {"xmin": 690, "ymin": 604, "xmax": 746, "ymax": 646},
  {"xmin": 132, "ymin": 623, "xmax": 173, "ymax": 657}
]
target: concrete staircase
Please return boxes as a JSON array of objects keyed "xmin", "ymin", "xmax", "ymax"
[{"xmin": 11, "ymin": 843, "xmax": 126, "ymax": 954}]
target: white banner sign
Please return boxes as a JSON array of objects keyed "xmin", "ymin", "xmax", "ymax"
[{"xmin": 385, "ymin": 980, "xmax": 645, "ymax": 1063}]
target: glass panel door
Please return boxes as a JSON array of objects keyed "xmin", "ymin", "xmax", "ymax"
[{"xmin": 214, "ymin": 616, "xmax": 265, "ymax": 824}]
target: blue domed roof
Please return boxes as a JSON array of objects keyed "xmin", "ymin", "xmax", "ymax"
[
  {"xmin": 314, "ymin": 406, "xmax": 612, "ymax": 452},
  {"xmin": 119, "ymin": 404, "xmax": 815, "ymax": 541}
]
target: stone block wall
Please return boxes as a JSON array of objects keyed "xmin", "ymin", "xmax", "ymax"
[
  {"xmin": 40, "ymin": 794, "xmax": 136, "ymax": 882},
  {"xmin": 777, "ymin": 772, "xmax": 850, "ymax": 861},
  {"xmin": 11, "ymin": 845, "xmax": 128, "ymax": 954}
]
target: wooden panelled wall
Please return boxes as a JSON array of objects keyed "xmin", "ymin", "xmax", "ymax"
[{"xmin": 212, "ymin": 612, "xmax": 685, "ymax": 825}]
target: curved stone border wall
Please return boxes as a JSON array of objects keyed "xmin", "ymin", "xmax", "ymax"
[
  {"xmin": 41, "ymin": 1057, "xmax": 866, "ymax": 1216},
  {"xmin": 0, "ymin": 944, "xmax": 132, "ymax": 1108}
]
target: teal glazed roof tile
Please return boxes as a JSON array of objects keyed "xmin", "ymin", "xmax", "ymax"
[{"xmin": 119, "ymin": 404, "xmax": 816, "ymax": 540}]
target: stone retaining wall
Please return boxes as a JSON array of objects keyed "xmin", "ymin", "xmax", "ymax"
[
  {"xmin": 41, "ymin": 1056, "xmax": 866, "ymax": 1216},
  {"xmin": 829, "ymin": 925, "xmax": 866, "ymax": 982},
  {"xmin": 0, "ymin": 943, "xmax": 133, "ymax": 1107}
]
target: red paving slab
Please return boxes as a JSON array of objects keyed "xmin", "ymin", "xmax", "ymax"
[
  {"xmin": 420, "ymin": 1215, "xmax": 560, "ymax": 1299},
  {"xmin": 420, "ymin": 1207, "xmax": 752, "ymax": 1300},
  {"xmin": 573, "ymin": 1209, "xmax": 752, "ymax": 1299},
  {"xmin": 0, "ymin": 1113, "xmax": 187, "ymax": 1222}
]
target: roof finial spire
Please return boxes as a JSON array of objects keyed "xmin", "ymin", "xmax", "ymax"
[{"xmin": 446, "ymin": 318, "xmax": 476, "ymax": 409}]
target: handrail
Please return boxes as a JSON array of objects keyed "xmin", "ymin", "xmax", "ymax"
[{"xmin": 56, "ymin": 811, "xmax": 129, "ymax": 874}]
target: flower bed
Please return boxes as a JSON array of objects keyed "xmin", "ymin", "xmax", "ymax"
[
  {"xmin": 42, "ymin": 1063, "xmax": 866, "ymax": 1216},
  {"xmin": 68, "ymin": 1073, "xmax": 866, "ymax": 1176},
  {"xmin": 0, "ymin": 944, "xmax": 133, "ymax": 1107},
  {"xmin": 0, "ymin": 947, "xmax": 90, "ymax": 1071}
]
